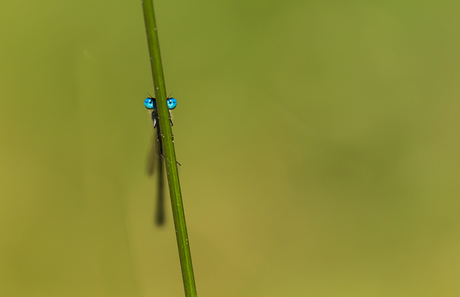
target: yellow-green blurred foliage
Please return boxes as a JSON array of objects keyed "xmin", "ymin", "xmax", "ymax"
[{"xmin": 1, "ymin": 0, "xmax": 460, "ymax": 296}]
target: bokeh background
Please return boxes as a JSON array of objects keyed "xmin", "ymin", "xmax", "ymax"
[{"xmin": 2, "ymin": 0, "xmax": 460, "ymax": 296}]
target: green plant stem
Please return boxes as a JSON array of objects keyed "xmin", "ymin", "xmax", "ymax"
[{"xmin": 141, "ymin": 1, "xmax": 197, "ymax": 297}]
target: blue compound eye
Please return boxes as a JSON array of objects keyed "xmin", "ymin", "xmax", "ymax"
[
  {"xmin": 167, "ymin": 98, "xmax": 177, "ymax": 110},
  {"xmin": 144, "ymin": 98, "xmax": 156, "ymax": 110}
]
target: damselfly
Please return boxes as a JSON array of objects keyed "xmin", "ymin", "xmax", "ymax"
[{"xmin": 144, "ymin": 96, "xmax": 177, "ymax": 225}]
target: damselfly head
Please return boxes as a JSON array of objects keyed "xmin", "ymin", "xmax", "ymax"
[{"xmin": 145, "ymin": 97, "xmax": 177, "ymax": 110}]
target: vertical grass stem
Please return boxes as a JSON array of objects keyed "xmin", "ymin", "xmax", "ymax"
[{"xmin": 141, "ymin": 1, "xmax": 198, "ymax": 296}]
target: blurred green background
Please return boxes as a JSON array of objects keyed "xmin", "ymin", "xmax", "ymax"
[{"xmin": 1, "ymin": 0, "xmax": 460, "ymax": 296}]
